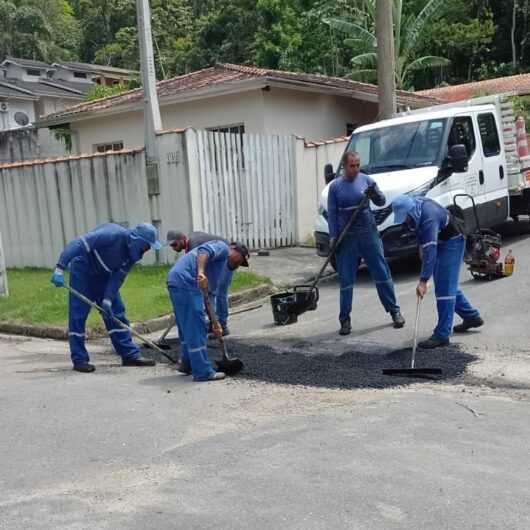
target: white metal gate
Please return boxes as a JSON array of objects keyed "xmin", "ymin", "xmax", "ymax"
[{"xmin": 196, "ymin": 130, "xmax": 296, "ymax": 249}]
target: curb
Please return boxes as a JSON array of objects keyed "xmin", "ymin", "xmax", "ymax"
[{"xmin": 0, "ymin": 283, "xmax": 275, "ymax": 341}]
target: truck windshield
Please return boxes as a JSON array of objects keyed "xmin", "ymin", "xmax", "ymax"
[{"xmin": 346, "ymin": 118, "xmax": 448, "ymax": 175}]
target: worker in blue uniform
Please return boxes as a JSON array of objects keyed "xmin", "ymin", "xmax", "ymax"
[
  {"xmin": 328, "ymin": 151, "xmax": 405, "ymax": 335},
  {"xmin": 391, "ymin": 195, "xmax": 483, "ymax": 348},
  {"xmin": 166, "ymin": 240, "xmax": 249, "ymax": 381},
  {"xmin": 51, "ymin": 223, "xmax": 162, "ymax": 373},
  {"xmin": 167, "ymin": 230, "xmax": 233, "ymax": 336}
]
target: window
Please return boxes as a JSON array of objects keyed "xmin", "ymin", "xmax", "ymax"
[
  {"xmin": 26, "ymin": 69, "xmax": 41, "ymax": 77},
  {"xmin": 74, "ymin": 71, "xmax": 88, "ymax": 79},
  {"xmin": 346, "ymin": 123, "xmax": 357, "ymax": 136},
  {"xmin": 95, "ymin": 142, "xmax": 124, "ymax": 153},
  {"xmin": 448, "ymin": 116, "xmax": 476, "ymax": 160},
  {"xmin": 346, "ymin": 118, "xmax": 447, "ymax": 175},
  {"xmin": 478, "ymin": 113, "xmax": 501, "ymax": 157},
  {"xmin": 208, "ymin": 124, "xmax": 245, "ymax": 135}
]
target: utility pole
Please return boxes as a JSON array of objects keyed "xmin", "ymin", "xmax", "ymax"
[
  {"xmin": 136, "ymin": 0, "xmax": 162, "ymax": 193},
  {"xmin": 0, "ymin": 228, "xmax": 8, "ymax": 297},
  {"xmin": 376, "ymin": 0, "xmax": 396, "ymax": 119}
]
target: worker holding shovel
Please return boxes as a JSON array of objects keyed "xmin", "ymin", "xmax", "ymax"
[
  {"xmin": 51, "ymin": 223, "xmax": 162, "ymax": 373},
  {"xmin": 391, "ymin": 195, "xmax": 483, "ymax": 349},
  {"xmin": 328, "ymin": 151, "xmax": 405, "ymax": 335},
  {"xmin": 167, "ymin": 230, "xmax": 233, "ymax": 337},
  {"xmin": 166, "ymin": 240, "xmax": 249, "ymax": 381}
]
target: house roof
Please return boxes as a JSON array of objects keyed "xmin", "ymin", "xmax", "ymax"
[
  {"xmin": 1, "ymin": 56, "xmax": 51, "ymax": 70},
  {"xmin": 0, "ymin": 78, "xmax": 89, "ymax": 100},
  {"xmin": 53, "ymin": 61, "xmax": 138, "ymax": 76},
  {"xmin": 416, "ymin": 73, "xmax": 530, "ymax": 102},
  {"xmin": 38, "ymin": 63, "xmax": 438, "ymax": 126}
]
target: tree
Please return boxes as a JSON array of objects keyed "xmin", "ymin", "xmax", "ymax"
[{"xmin": 324, "ymin": 0, "xmax": 451, "ymax": 89}]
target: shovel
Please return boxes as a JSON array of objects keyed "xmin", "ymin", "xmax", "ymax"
[
  {"xmin": 65, "ymin": 285, "xmax": 178, "ymax": 364},
  {"xmin": 202, "ymin": 288, "xmax": 243, "ymax": 376},
  {"xmin": 382, "ymin": 296, "xmax": 442, "ymax": 378}
]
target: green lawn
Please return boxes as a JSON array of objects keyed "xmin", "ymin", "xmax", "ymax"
[{"xmin": 0, "ymin": 266, "xmax": 270, "ymax": 330}]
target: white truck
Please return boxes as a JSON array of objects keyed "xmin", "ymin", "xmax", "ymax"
[{"xmin": 314, "ymin": 94, "xmax": 530, "ymax": 261}]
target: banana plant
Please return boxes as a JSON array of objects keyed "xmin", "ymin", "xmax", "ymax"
[{"xmin": 324, "ymin": 0, "xmax": 450, "ymax": 89}]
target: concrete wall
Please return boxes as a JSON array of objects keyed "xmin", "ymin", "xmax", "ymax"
[{"xmin": 0, "ymin": 127, "xmax": 68, "ymax": 165}]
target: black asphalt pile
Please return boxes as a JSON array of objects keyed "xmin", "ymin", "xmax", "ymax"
[{"xmin": 140, "ymin": 340, "xmax": 478, "ymax": 390}]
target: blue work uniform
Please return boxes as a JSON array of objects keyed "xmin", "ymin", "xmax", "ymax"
[
  {"xmin": 408, "ymin": 198, "xmax": 480, "ymax": 339},
  {"xmin": 167, "ymin": 240, "xmax": 229, "ymax": 381},
  {"xmin": 187, "ymin": 232, "xmax": 233, "ymax": 328},
  {"xmin": 327, "ymin": 173, "xmax": 400, "ymax": 323},
  {"xmin": 56, "ymin": 224, "xmax": 146, "ymax": 367}
]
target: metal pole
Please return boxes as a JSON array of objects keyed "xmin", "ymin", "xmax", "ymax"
[
  {"xmin": 136, "ymin": 0, "xmax": 162, "ymax": 164},
  {"xmin": 376, "ymin": 0, "xmax": 396, "ymax": 119},
  {"xmin": 0, "ymin": 228, "xmax": 8, "ymax": 297}
]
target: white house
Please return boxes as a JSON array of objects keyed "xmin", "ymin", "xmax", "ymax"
[{"xmin": 37, "ymin": 63, "xmax": 437, "ymax": 153}]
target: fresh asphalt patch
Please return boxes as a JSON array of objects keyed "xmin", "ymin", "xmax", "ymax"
[{"xmin": 140, "ymin": 340, "xmax": 478, "ymax": 390}]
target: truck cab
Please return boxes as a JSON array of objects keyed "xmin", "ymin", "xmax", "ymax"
[{"xmin": 315, "ymin": 102, "xmax": 510, "ymax": 259}]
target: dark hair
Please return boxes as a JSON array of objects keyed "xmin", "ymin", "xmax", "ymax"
[{"xmin": 341, "ymin": 151, "xmax": 360, "ymax": 166}]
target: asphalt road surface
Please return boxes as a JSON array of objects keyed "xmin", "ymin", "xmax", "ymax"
[{"xmin": 1, "ymin": 221, "xmax": 530, "ymax": 529}]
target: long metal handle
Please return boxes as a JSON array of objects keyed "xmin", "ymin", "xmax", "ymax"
[
  {"xmin": 202, "ymin": 288, "xmax": 230, "ymax": 360},
  {"xmin": 158, "ymin": 314, "xmax": 176, "ymax": 343},
  {"xmin": 310, "ymin": 194, "xmax": 370, "ymax": 291},
  {"xmin": 411, "ymin": 296, "xmax": 422, "ymax": 369},
  {"xmin": 65, "ymin": 285, "xmax": 176, "ymax": 362}
]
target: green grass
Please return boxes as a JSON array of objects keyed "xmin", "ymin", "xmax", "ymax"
[{"xmin": 0, "ymin": 266, "xmax": 270, "ymax": 330}]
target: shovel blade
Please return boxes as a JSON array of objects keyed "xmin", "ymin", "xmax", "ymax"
[{"xmin": 215, "ymin": 358, "xmax": 244, "ymax": 376}]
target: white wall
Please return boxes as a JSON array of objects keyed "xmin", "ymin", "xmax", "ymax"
[
  {"xmin": 263, "ymin": 87, "xmax": 378, "ymax": 140},
  {"xmin": 4, "ymin": 63, "xmax": 45, "ymax": 82}
]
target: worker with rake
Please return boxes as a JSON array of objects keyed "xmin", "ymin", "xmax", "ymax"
[
  {"xmin": 51, "ymin": 223, "xmax": 162, "ymax": 373},
  {"xmin": 391, "ymin": 195, "xmax": 483, "ymax": 348}
]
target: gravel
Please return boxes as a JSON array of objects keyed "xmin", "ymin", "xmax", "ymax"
[{"xmin": 141, "ymin": 339, "xmax": 478, "ymax": 390}]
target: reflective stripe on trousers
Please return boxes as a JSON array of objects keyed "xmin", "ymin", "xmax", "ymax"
[{"xmin": 432, "ymin": 235, "xmax": 480, "ymax": 339}]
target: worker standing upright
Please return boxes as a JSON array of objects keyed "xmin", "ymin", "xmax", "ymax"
[
  {"xmin": 51, "ymin": 223, "xmax": 162, "ymax": 372},
  {"xmin": 328, "ymin": 151, "xmax": 405, "ymax": 335},
  {"xmin": 167, "ymin": 230, "xmax": 233, "ymax": 336},
  {"xmin": 391, "ymin": 195, "xmax": 483, "ymax": 348},
  {"xmin": 166, "ymin": 240, "xmax": 249, "ymax": 381}
]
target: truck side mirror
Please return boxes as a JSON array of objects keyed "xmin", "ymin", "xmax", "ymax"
[
  {"xmin": 448, "ymin": 144, "xmax": 468, "ymax": 173},
  {"xmin": 324, "ymin": 163, "xmax": 335, "ymax": 184}
]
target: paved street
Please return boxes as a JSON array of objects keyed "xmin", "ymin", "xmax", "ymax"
[{"xmin": 1, "ymin": 221, "xmax": 530, "ymax": 529}]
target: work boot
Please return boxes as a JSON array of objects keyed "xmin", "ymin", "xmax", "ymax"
[
  {"xmin": 418, "ymin": 335, "xmax": 449, "ymax": 349},
  {"xmin": 207, "ymin": 371, "xmax": 226, "ymax": 381},
  {"xmin": 391, "ymin": 311, "xmax": 405, "ymax": 329},
  {"xmin": 339, "ymin": 318, "xmax": 352, "ymax": 336},
  {"xmin": 453, "ymin": 316, "xmax": 484, "ymax": 333},
  {"xmin": 73, "ymin": 363, "xmax": 95, "ymax": 373},
  {"xmin": 176, "ymin": 359, "xmax": 191, "ymax": 375},
  {"xmin": 122, "ymin": 356, "xmax": 156, "ymax": 367}
]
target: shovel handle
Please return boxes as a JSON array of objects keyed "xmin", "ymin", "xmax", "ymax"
[
  {"xmin": 411, "ymin": 296, "xmax": 423, "ymax": 369},
  {"xmin": 65, "ymin": 285, "xmax": 177, "ymax": 363}
]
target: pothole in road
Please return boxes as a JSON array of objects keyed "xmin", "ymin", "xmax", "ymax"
[{"xmin": 140, "ymin": 340, "xmax": 478, "ymax": 390}]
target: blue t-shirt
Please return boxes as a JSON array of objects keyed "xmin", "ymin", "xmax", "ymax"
[{"xmin": 327, "ymin": 173, "xmax": 385, "ymax": 238}]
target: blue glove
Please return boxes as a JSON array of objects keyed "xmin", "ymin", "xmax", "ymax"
[
  {"xmin": 51, "ymin": 268, "xmax": 65, "ymax": 287},
  {"xmin": 101, "ymin": 298, "xmax": 114, "ymax": 319}
]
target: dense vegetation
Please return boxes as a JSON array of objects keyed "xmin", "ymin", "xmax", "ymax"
[{"xmin": 0, "ymin": 0, "xmax": 529, "ymax": 90}]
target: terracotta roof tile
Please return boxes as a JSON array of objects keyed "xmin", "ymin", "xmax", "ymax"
[
  {"xmin": 39, "ymin": 63, "xmax": 438, "ymax": 124},
  {"xmin": 417, "ymin": 73, "xmax": 530, "ymax": 102}
]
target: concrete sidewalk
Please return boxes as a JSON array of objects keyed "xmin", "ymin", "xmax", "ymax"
[{"xmin": 248, "ymin": 246, "xmax": 334, "ymax": 288}]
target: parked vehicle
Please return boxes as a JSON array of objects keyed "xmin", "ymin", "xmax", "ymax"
[{"xmin": 314, "ymin": 94, "xmax": 530, "ymax": 260}]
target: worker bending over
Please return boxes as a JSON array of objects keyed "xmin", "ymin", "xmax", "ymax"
[
  {"xmin": 167, "ymin": 230, "xmax": 232, "ymax": 336},
  {"xmin": 166, "ymin": 240, "xmax": 249, "ymax": 381},
  {"xmin": 391, "ymin": 195, "xmax": 483, "ymax": 348},
  {"xmin": 51, "ymin": 223, "xmax": 162, "ymax": 372},
  {"xmin": 328, "ymin": 151, "xmax": 405, "ymax": 335}
]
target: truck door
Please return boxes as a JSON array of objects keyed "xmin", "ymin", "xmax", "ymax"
[
  {"xmin": 444, "ymin": 115, "xmax": 485, "ymax": 227},
  {"xmin": 475, "ymin": 111, "xmax": 509, "ymax": 226}
]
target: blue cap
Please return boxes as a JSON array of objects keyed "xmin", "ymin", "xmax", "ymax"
[
  {"xmin": 131, "ymin": 223, "xmax": 162, "ymax": 251},
  {"xmin": 391, "ymin": 195, "xmax": 415, "ymax": 225}
]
